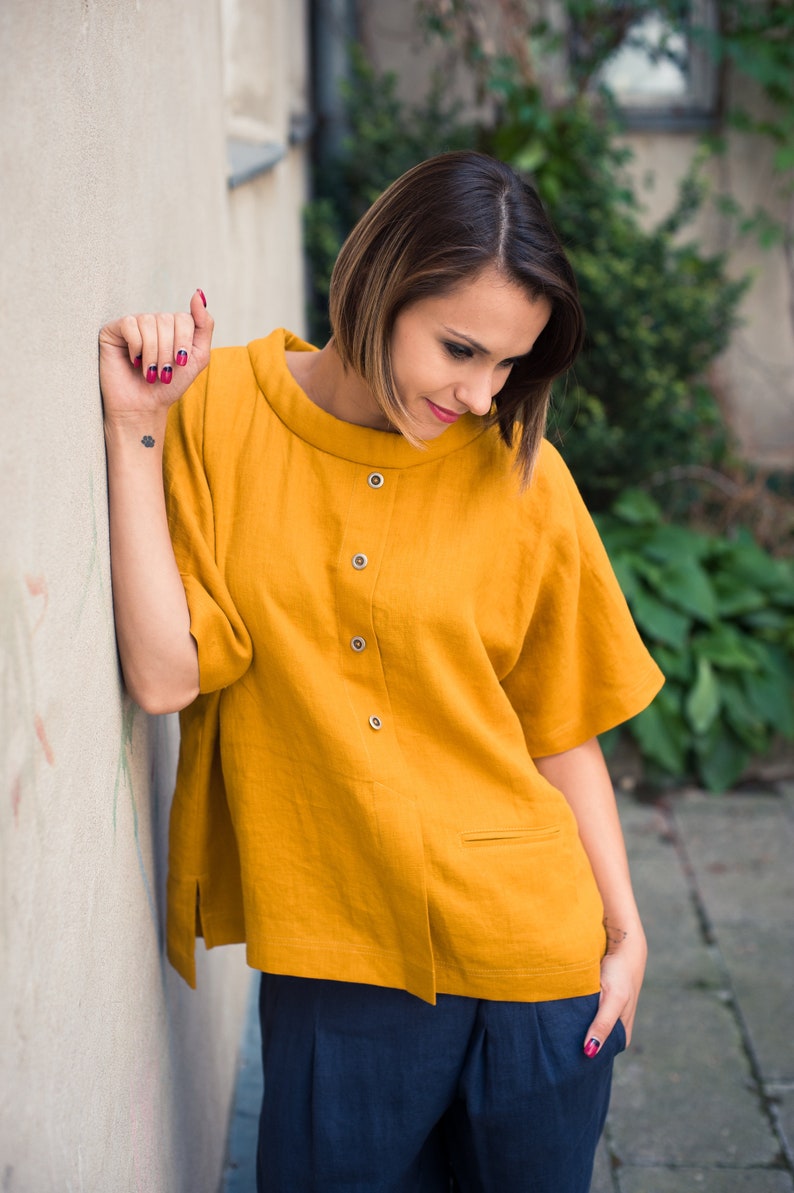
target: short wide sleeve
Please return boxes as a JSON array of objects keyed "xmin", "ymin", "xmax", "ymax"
[
  {"xmin": 163, "ymin": 367, "xmax": 252, "ymax": 694},
  {"xmin": 502, "ymin": 444, "xmax": 664, "ymax": 757}
]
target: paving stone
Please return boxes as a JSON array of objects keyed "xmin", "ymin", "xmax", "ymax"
[
  {"xmin": 615, "ymin": 795, "xmax": 722, "ymax": 991},
  {"xmin": 632, "ymin": 853, "xmax": 722, "ymax": 991},
  {"xmin": 715, "ymin": 923, "xmax": 794, "ymax": 1083},
  {"xmin": 616, "ymin": 1167, "xmax": 794, "ymax": 1192},
  {"xmin": 617, "ymin": 796, "xmax": 676, "ymax": 859},
  {"xmin": 773, "ymin": 1087, "xmax": 794, "ymax": 1168},
  {"xmin": 222, "ymin": 975, "xmax": 261, "ymax": 1193},
  {"xmin": 671, "ymin": 794, "xmax": 794, "ymax": 925},
  {"xmin": 609, "ymin": 985, "xmax": 779, "ymax": 1168}
]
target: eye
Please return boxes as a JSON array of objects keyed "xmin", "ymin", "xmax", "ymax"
[{"xmin": 443, "ymin": 341, "xmax": 473, "ymax": 361}]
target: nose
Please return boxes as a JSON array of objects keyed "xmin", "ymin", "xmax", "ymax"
[{"xmin": 456, "ymin": 371, "xmax": 496, "ymax": 417}]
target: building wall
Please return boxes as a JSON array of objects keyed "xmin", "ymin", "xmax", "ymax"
[
  {"xmin": 0, "ymin": 2, "xmax": 309, "ymax": 1190},
  {"xmin": 625, "ymin": 122, "xmax": 794, "ymax": 467}
]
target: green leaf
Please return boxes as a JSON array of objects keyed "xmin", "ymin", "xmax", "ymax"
[
  {"xmin": 610, "ymin": 555, "xmax": 640, "ymax": 603},
  {"xmin": 628, "ymin": 698, "xmax": 687, "ymax": 778},
  {"xmin": 741, "ymin": 608, "xmax": 793, "ymax": 633},
  {"xmin": 513, "ymin": 139, "xmax": 547, "ymax": 173},
  {"xmin": 598, "ymin": 725, "xmax": 621, "ymax": 758},
  {"xmin": 712, "ymin": 573, "xmax": 768, "ymax": 617},
  {"xmin": 650, "ymin": 644, "xmax": 692, "ymax": 683},
  {"xmin": 720, "ymin": 676, "xmax": 770, "ymax": 753},
  {"xmin": 641, "ymin": 525, "xmax": 711, "ymax": 565},
  {"xmin": 656, "ymin": 559, "xmax": 718, "ymax": 624},
  {"xmin": 629, "ymin": 554, "xmax": 665, "ymax": 587},
  {"xmin": 720, "ymin": 537, "xmax": 790, "ymax": 594},
  {"xmin": 742, "ymin": 668, "xmax": 794, "ymax": 739},
  {"xmin": 694, "ymin": 726, "xmax": 751, "ymax": 793},
  {"xmin": 694, "ymin": 625, "xmax": 761, "ymax": 672},
  {"xmin": 774, "ymin": 143, "xmax": 794, "ymax": 171},
  {"xmin": 685, "ymin": 657, "xmax": 721, "ymax": 735},
  {"xmin": 630, "ymin": 588, "xmax": 691, "ymax": 651},
  {"xmin": 611, "ymin": 489, "xmax": 662, "ymax": 526}
]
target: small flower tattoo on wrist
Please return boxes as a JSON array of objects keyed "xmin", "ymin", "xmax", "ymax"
[{"xmin": 141, "ymin": 435, "xmax": 156, "ymax": 448}]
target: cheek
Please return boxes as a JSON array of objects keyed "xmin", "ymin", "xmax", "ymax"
[
  {"xmin": 493, "ymin": 366, "xmax": 514, "ymax": 396},
  {"xmin": 392, "ymin": 344, "xmax": 442, "ymax": 400}
]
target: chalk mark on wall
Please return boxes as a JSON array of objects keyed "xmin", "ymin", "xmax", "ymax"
[
  {"xmin": 1, "ymin": 570, "xmax": 53, "ymax": 831},
  {"xmin": 34, "ymin": 714, "xmax": 55, "ymax": 766},
  {"xmin": 79, "ymin": 470, "xmax": 104, "ymax": 620},
  {"xmin": 1, "ymin": 569, "xmax": 47, "ymax": 963},
  {"xmin": 24, "ymin": 573, "xmax": 48, "ymax": 632}
]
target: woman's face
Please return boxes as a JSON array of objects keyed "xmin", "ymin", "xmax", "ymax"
[{"xmin": 389, "ymin": 265, "xmax": 551, "ymax": 440}]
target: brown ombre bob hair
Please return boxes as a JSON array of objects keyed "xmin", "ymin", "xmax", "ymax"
[{"xmin": 329, "ymin": 150, "xmax": 584, "ymax": 483}]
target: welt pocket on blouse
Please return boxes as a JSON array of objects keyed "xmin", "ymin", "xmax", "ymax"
[{"xmin": 459, "ymin": 825, "xmax": 561, "ymax": 848}]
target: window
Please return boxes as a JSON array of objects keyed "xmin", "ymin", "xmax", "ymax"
[
  {"xmin": 221, "ymin": 0, "xmax": 312, "ymax": 189},
  {"xmin": 594, "ymin": 1, "xmax": 717, "ymax": 131}
]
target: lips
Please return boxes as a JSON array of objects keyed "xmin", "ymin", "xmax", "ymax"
[{"xmin": 426, "ymin": 398, "xmax": 461, "ymax": 424}]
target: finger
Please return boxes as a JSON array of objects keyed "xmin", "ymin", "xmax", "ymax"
[
  {"xmin": 173, "ymin": 310, "xmax": 195, "ymax": 368},
  {"xmin": 98, "ymin": 314, "xmax": 144, "ymax": 368},
  {"xmin": 154, "ymin": 312, "xmax": 176, "ymax": 386},
  {"xmin": 189, "ymin": 288, "xmax": 214, "ymax": 365},
  {"xmin": 115, "ymin": 314, "xmax": 144, "ymax": 368},
  {"xmin": 136, "ymin": 313, "xmax": 160, "ymax": 385},
  {"xmin": 583, "ymin": 997, "xmax": 624, "ymax": 1058}
]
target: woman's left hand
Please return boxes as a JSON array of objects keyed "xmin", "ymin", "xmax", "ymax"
[
  {"xmin": 583, "ymin": 919, "xmax": 647, "ymax": 1056},
  {"xmin": 533, "ymin": 737, "xmax": 649, "ymax": 1059}
]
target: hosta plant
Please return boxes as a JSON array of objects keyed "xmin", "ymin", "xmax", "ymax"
[{"xmin": 596, "ymin": 489, "xmax": 794, "ymax": 792}]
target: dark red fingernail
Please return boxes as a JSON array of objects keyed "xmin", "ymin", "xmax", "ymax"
[
  {"xmin": 145, "ymin": 365, "xmax": 158, "ymax": 384},
  {"xmin": 584, "ymin": 1038, "xmax": 601, "ymax": 1058},
  {"xmin": 176, "ymin": 350, "xmax": 188, "ymax": 366},
  {"xmin": 160, "ymin": 366, "xmax": 173, "ymax": 384},
  {"xmin": 197, "ymin": 288, "xmax": 207, "ymax": 308},
  {"xmin": 133, "ymin": 355, "xmax": 142, "ymax": 369}
]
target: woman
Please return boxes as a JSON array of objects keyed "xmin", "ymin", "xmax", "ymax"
[{"xmin": 99, "ymin": 151, "xmax": 663, "ymax": 1192}]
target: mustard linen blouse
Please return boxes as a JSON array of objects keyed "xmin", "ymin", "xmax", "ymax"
[{"xmin": 163, "ymin": 329, "xmax": 663, "ymax": 1004}]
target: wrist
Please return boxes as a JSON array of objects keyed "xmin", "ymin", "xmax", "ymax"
[
  {"xmin": 603, "ymin": 914, "xmax": 646, "ymax": 955},
  {"xmin": 103, "ymin": 408, "xmax": 169, "ymax": 449}
]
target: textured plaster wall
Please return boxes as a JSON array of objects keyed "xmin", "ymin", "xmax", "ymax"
[
  {"xmin": 0, "ymin": 2, "xmax": 308, "ymax": 1190},
  {"xmin": 624, "ymin": 123, "xmax": 794, "ymax": 468}
]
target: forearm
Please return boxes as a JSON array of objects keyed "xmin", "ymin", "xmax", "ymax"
[
  {"xmin": 535, "ymin": 735, "xmax": 646, "ymax": 1045},
  {"xmin": 535, "ymin": 736, "xmax": 643, "ymax": 935},
  {"xmin": 105, "ymin": 412, "xmax": 199, "ymax": 713}
]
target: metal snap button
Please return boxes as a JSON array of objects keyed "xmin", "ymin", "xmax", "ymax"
[
  {"xmin": 368, "ymin": 715, "xmax": 383, "ymax": 730},
  {"xmin": 367, "ymin": 472, "xmax": 384, "ymax": 489},
  {"xmin": 351, "ymin": 636, "xmax": 366, "ymax": 652},
  {"xmin": 352, "ymin": 553, "xmax": 368, "ymax": 570}
]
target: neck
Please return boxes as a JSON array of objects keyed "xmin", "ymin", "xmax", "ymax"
[{"xmin": 286, "ymin": 340, "xmax": 392, "ymax": 431}]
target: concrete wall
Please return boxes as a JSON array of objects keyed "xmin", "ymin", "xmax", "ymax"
[
  {"xmin": 361, "ymin": 0, "xmax": 794, "ymax": 470},
  {"xmin": 0, "ymin": 2, "xmax": 309, "ymax": 1190}
]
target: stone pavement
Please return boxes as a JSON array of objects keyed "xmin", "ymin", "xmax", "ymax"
[{"xmin": 222, "ymin": 782, "xmax": 794, "ymax": 1193}]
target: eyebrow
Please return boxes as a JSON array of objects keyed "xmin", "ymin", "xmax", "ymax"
[{"xmin": 442, "ymin": 326, "xmax": 490, "ymax": 354}]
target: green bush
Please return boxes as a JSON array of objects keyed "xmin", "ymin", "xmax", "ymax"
[
  {"xmin": 485, "ymin": 82, "xmax": 748, "ymax": 513},
  {"xmin": 597, "ymin": 489, "xmax": 794, "ymax": 791},
  {"xmin": 305, "ymin": 47, "xmax": 473, "ymax": 343}
]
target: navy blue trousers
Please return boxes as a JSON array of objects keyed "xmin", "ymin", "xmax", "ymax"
[{"xmin": 257, "ymin": 974, "xmax": 624, "ymax": 1193}]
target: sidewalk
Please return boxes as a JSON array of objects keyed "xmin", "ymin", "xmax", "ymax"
[{"xmin": 222, "ymin": 782, "xmax": 794, "ymax": 1192}]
